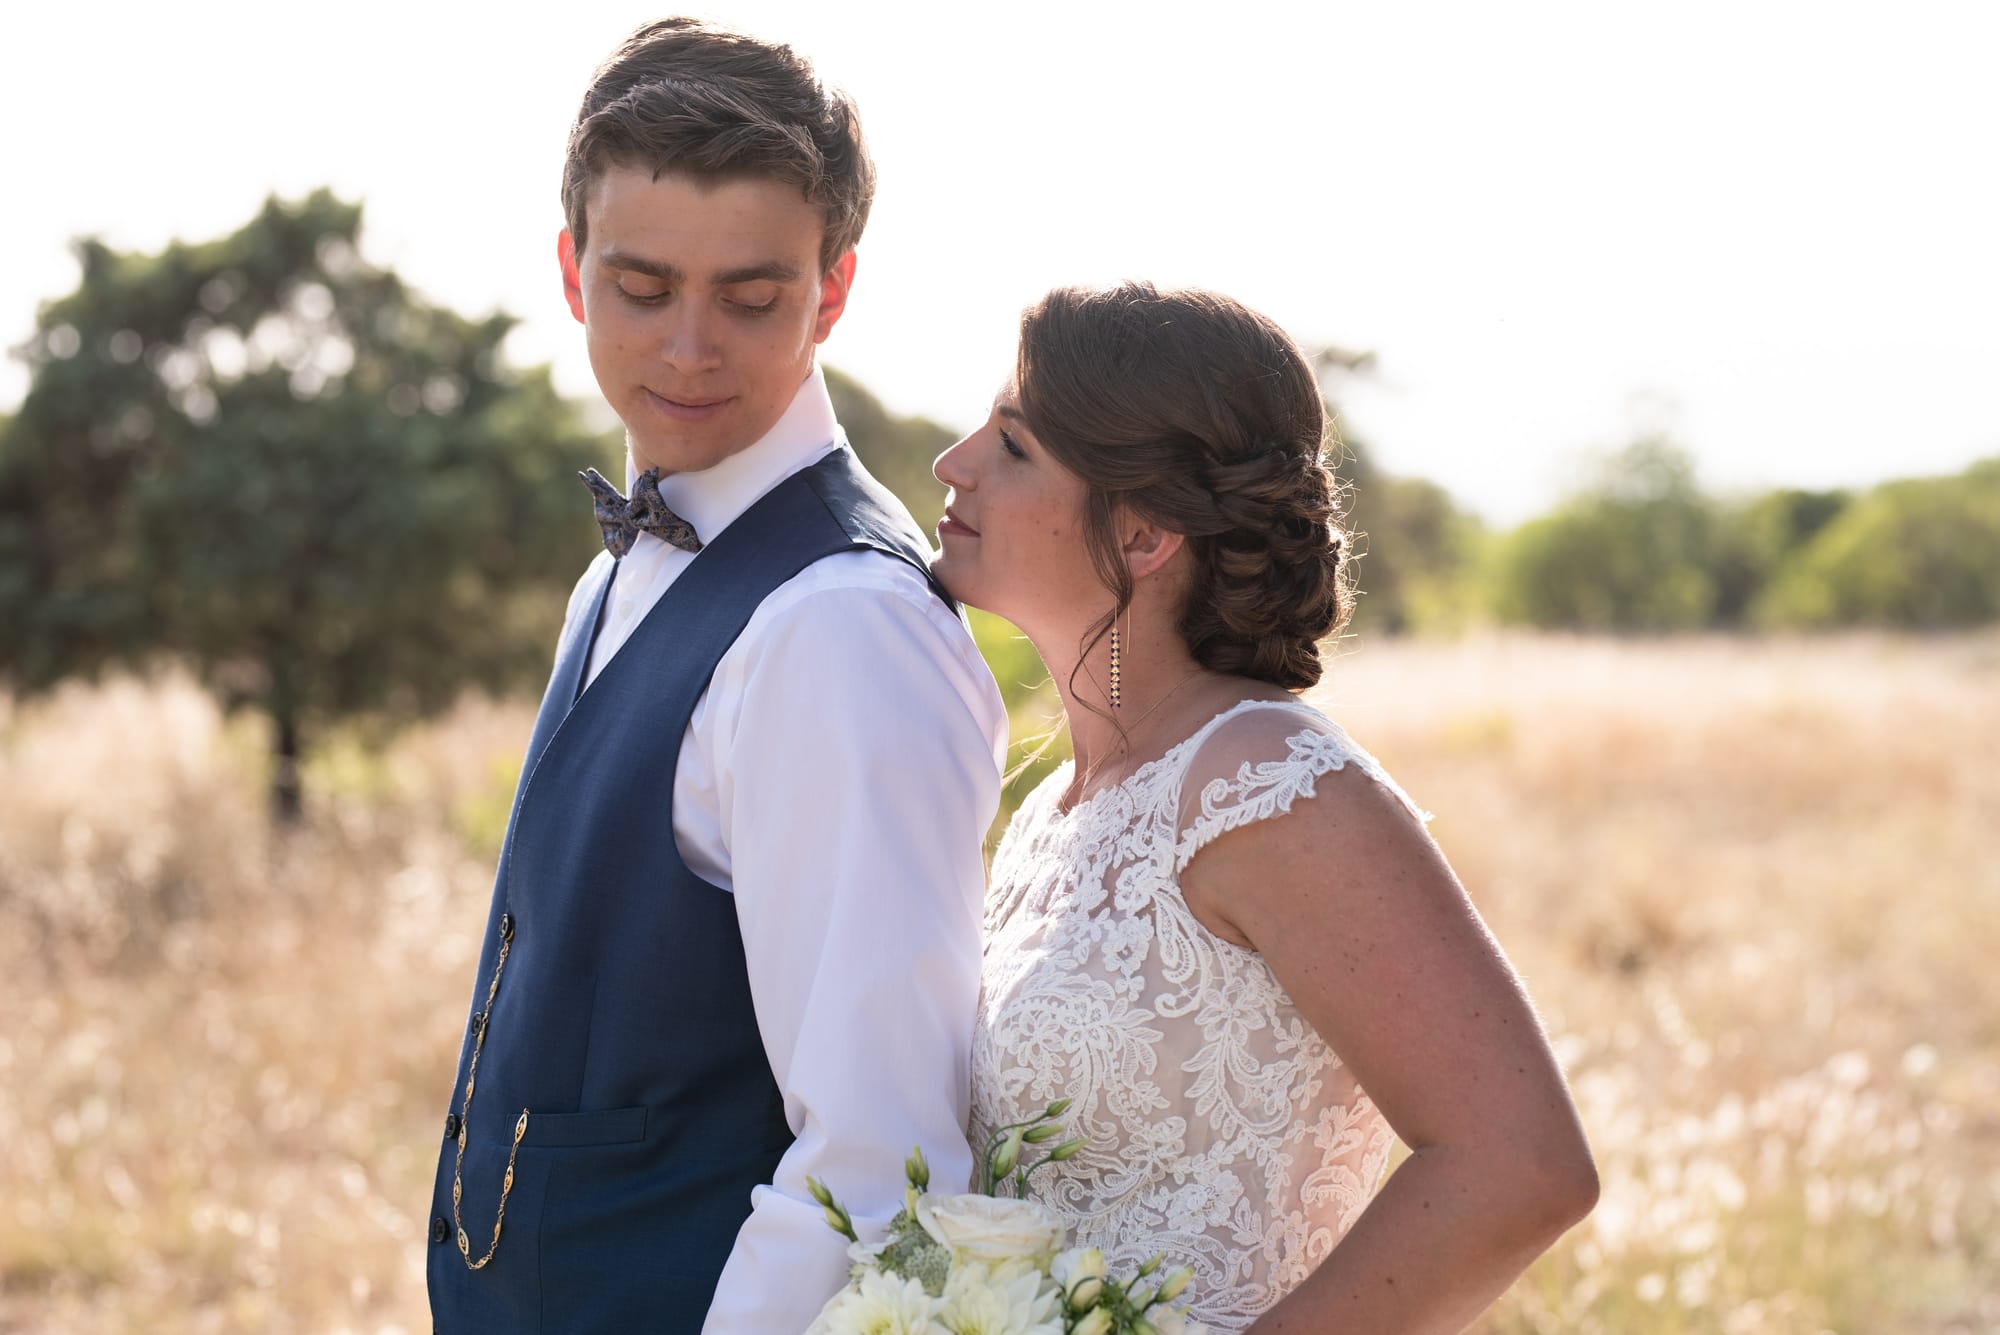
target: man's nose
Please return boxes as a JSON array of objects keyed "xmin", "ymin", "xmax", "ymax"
[{"xmin": 659, "ymin": 304, "xmax": 723, "ymax": 374}]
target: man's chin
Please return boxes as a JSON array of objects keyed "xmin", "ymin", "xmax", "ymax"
[{"xmin": 626, "ymin": 432, "xmax": 740, "ymax": 478}]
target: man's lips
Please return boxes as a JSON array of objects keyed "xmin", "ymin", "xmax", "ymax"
[
  {"xmin": 939, "ymin": 506, "xmax": 980, "ymax": 538},
  {"xmin": 643, "ymin": 388, "xmax": 733, "ymax": 421}
]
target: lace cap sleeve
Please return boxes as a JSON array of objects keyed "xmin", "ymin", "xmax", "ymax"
[{"xmin": 1171, "ymin": 701, "xmax": 1432, "ymax": 875}]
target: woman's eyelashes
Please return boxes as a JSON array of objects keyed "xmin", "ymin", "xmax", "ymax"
[{"xmin": 999, "ymin": 428, "xmax": 1027, "ymax": 460}]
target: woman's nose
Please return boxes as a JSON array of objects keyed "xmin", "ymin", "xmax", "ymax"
[{"xmin": 933, "ymin": 434, "xmax": 975, "ymax": 489}]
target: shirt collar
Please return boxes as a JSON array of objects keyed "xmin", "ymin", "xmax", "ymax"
[{"xmin": 624, "ymin": 363, "xmax": 841, "ymax": 545}]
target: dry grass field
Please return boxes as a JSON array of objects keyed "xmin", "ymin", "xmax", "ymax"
[{"xmin": 2, "ymin": 633, "xmax": 1995, "ymax": 1333}]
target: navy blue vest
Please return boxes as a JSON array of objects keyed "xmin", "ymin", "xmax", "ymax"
[{"xmin": 428, "ymin": 447, "xmax": 945, "ymax": 1332}]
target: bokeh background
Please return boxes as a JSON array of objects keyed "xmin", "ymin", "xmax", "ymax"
[{"xmin": 3, "ymin": 3, "xmax": 1996, "ymax": 1331}]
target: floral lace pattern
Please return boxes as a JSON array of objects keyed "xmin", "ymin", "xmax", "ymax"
[{"xmin": 970, "ymin": 700, "xmax": 1419, "ymax": 1332}]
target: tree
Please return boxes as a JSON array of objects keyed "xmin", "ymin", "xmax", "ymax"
[
  {"xmin": 0, "ymin": 191, "xmax": 614, "ymax": 819},
  {"xmin": 1492, "ymin": 436, "xmax": 1718, "ymax": 631},
  {"xmin": 1708, "ymin": 487, "xmax": 1850, "ymax": 626},
  {"xmin": 1337, "ymin": 451, "xmax": 1486, "ymax": 634},
  {"xmin": 1754, "ymin": 459, "xmax": 2000, "ymax": 629},
  {"xmin": 1315, "ymin": 349, "xmax": 1484, "ymax": 635}
]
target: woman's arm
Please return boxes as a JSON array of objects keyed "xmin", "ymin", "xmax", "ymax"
[{"xmin": 1179, "ymin": 764, "xmax": 1598, "ymax": 1334}]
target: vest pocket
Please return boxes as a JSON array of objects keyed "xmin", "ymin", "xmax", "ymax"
[{"xmin": 519, "ymin": 1104, "xmax": 648, "ymax": 1148}]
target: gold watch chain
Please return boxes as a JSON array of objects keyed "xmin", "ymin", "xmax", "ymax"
[{"xmin": 451, "ymin": 915, "xmax": 529, "ymax": 1270}]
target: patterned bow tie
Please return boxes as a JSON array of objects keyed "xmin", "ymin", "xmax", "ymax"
[{"xmin": 579, "ymin": 467, "xmax": 703, "ymax": 558}]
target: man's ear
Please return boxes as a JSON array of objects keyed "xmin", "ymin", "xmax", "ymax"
[
  {"xmin": 558, "ymin": 231, "xmax": 586, "ymax": 325},
  {"xmin": 812, "ymin": 251, "xmax": 858, "ymax": 343},
  {"xmin": 1123, "ymin": 513, "xmax": 1186, "ymax": 583}
]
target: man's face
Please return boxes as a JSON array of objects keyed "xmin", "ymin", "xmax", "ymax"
[{"xmin": 562, "ymin": 166, "xmax": 854, "ymax": 475}]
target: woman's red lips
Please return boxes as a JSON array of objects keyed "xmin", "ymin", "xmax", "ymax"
[{"xmin": 939, "ymin": 507, "xmax": 979, "ymax": 538}]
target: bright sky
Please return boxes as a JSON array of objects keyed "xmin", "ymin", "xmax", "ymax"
[{"xmin": 4, "ymin": 1, "xmax": 1995, "ymax": 522}]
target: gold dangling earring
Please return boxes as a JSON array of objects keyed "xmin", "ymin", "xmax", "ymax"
[{"xmin": 1108, "ymin": 611, "xmax": 1123, "ymax": 709}]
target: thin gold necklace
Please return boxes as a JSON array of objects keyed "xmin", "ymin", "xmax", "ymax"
[{"xmin": 1068, "ymin": 666, "xmax": 1206, "ymax": 809}]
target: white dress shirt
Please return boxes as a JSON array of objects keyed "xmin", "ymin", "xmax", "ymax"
[{"xmin": 557, "ymin": 364, "xmax": 1006, "ymax": 1335}]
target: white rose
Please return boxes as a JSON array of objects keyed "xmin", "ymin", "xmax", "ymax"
[{"xmin": 916, "ymin": 1193, "xmax": 1066, "ymax": 1272}]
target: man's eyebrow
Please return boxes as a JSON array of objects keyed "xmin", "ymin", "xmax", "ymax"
[
  {"xmin": 715, "ymin": 261, "xmax": 803, "ymax": 285},
  {"xmin": 597, "ymin": 254, "xmax": 802, "ymax": 287},
  {"xmin": 599, "ymin": 251, "xmax": 683, "ymax": 283}
]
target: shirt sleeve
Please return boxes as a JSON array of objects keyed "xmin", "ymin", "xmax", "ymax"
[{"xmin": 699, "ymin": 560, "xmax": 1007, "ymax": 1335}]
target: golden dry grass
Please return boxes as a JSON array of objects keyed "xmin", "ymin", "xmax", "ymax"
[{"xmin": 2, "ymin": 634, "xmax": 1996, "ymax": 1333}]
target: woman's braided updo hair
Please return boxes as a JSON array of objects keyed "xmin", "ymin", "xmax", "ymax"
[{"xmin": 1015, "ymin": 282, "xmax": 1353, "ymax": 690}]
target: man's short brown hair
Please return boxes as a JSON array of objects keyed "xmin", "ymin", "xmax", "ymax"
[{"xmin": 561, "ymin": 18, "xmax": 875, "ymax": 275}]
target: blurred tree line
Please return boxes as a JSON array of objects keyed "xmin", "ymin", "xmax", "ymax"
[
  {"xmin": 1485, "ymin": 441, "xmax": 2000, "ymax": 633},
  {"xmin": 1314, "ymin": 350, "xmax": 2000, "ymax": 636},
  {"xmin": 5, "ymin": 192, "xmax": 1997, "ymax": 819}
]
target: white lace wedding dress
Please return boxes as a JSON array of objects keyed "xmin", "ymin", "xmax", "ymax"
[{"xmin": 969, "ymin": 698, "xmax": 1430, "ymax": 1332}]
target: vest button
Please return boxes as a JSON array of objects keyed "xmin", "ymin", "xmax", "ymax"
[
  {"xmin": 499, "ymin": 912, "xmax": 515, "ymax": 942},
  {"xmin": 431, "ymin": 1216, "xmax": 450, "ymax": 1243},
  {"xmin": 444, "ymin": 1113, "xmax": 461, "ymax": 1140}
]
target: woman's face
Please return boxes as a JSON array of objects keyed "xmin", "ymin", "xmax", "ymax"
[{"xmin": 931, "ymin": 380, "xmax": 1106, "ymax": 634}]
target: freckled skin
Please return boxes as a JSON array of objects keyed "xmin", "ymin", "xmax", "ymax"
[
  {"xmin": 1175, "ymin": 764, "xmax": 1598, "ymax": 1332},
  {"xmin": 930, "ymin": 389, "xmax": 1113, "ymax": 643}
]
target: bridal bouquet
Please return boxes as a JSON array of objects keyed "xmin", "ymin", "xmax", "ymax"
[{"xmin": 804, "ymin": 1101, "xmax": 1205, "ymax": 1335}]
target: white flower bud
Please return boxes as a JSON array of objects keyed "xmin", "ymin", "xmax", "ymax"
[
  {"xmin": 991, "ymin": 1128, "xmax": 1023, "ymax": 1179},
  {"xmin": 1071, "ymin": 1306, "xmax": 1114, "ymax": 1335}
]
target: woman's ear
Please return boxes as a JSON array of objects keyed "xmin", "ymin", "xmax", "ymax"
[{"xmin": 1121, "ymin": 512, "xmax": 1186, "ymax": 582}]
